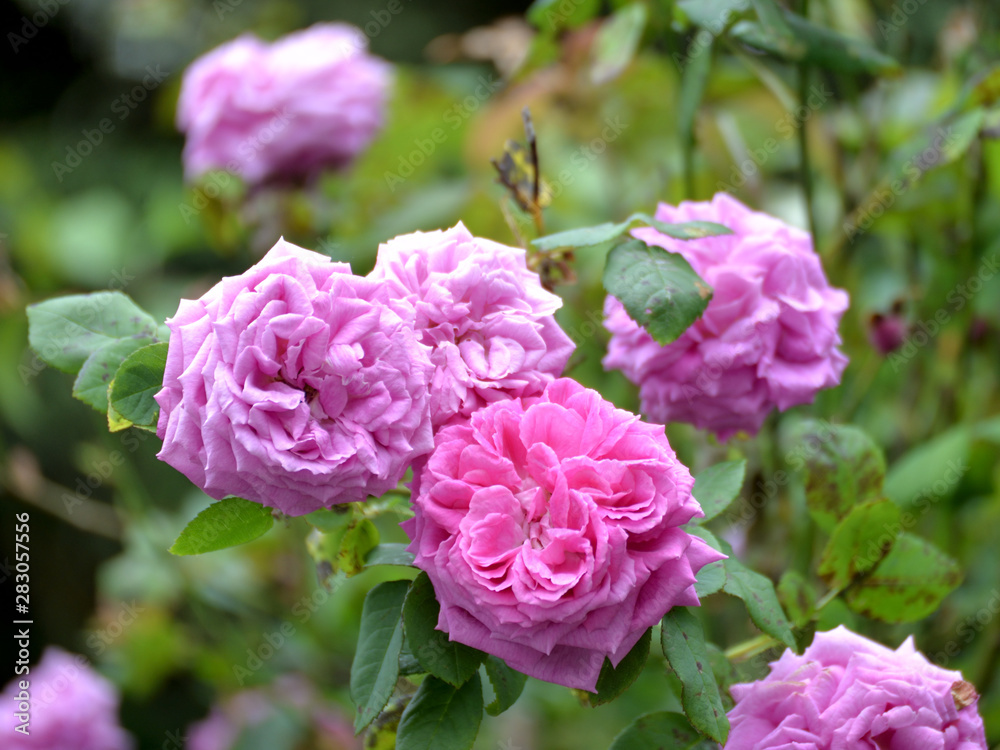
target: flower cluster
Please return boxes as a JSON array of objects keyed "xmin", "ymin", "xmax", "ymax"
[
  {"xmin": 0, "ymin": 649, "xmax": 133, "ymax": 750},
  {"xmin": 155, "ymin": 227, "xmax": 574, "ymax": 515},
  {"xmin": 177, "ymin": 23, "xmax": 391, "ymax": 185},
  {"xmin": 604, "ymin": 193, "xmax": 848, "ymax": 439},
  {"xmin": 405, "ymin": 378, "xmax": 724, "ymax": 690},
  {"xmin": 725, "ymin": 626, "xmax": 988, "ymax": 750}
]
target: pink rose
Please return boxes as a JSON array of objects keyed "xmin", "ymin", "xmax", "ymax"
[
  {"xmin": 604, "ymin": 193, "xmax": 848, "ymax": 440},
  {"xmin": 404, "ymin": 378, "xmax": 723, "ymax": 691},
  {"xmin": 177, "ymin": 23, "xmax": 391, "ymax": 184},
  {"xmin": 0, "ymin": 648, "xmax": 133, "ymax": 750},
  {"xmin": 725, "ymin": 626, "xmax": 988, "ymax": 750},
  {"xmin": 155, "ymin": 239, "xmax": 433, "ymax": 515},
  {"xmin": 369, "ymin": 223, "xmax": 575, "ymax": 428}
]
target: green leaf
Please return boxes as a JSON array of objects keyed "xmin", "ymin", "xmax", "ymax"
[
  {"xmin": 609, "ymin": 711, "xmax": 719, "ymax": 750},
  {"xmin": 586, "ymin": 627, "xmax": 652, "ymax": 706},
  {"xmin": 395, "ymin": 674, "xmax": 483, "ymax": 750},
  {"xmin": 72, "ymin": 338, "xmax": 154, "ymax": 413},
  {"xmin": 819, "ymin": 499, "xmax": 902, "ymax": 591},
  {"xmin": 169, "ymin": 497, "xmax": 274, "ymax": 556},
  {"xmin": 884, "ymin": 425, "xmax": 970, "ymax": 510},
  {"xmin": 660, "ymin": 608, "xmax": 729, "ymax": 743},
  {"xmin": 402, "ymin": 572, "xmax": 484, "ymax": 687},
  {"xmin": 338, "ymin": 518, "xmax": 381, "ymax": 576},
  {"xmin": 366, "ymin": 543, "xmax": 417, "ymax": 568},
  {"xmin": 677, "ymin": 28, "xmax": 714, "ymax": 152},
  {"xmin": 108, "ymin": 342, "xmax": 168, "ymax": 429},
  {"xmin": 747, "ymin": 0, "xmax": 806, "ymax": 59},
  {"xmin": 844, "ymin": 533, "xmax": 963, "ymax": 623},
  {"xmin": 730, "ymin": 10, "xmax": 900, "ymax": 75},
  {"xmin": 483, "ymin": 655, "xmax": 528, "ymax": 716},
  {"xmin": 303, "ymin": 507, "xmax": 354, "ymax": 533},
  {"xmin": 722, "ymin": 557, "xmax": 796, "ymax": 650},
  {"xmin": 677, "ymin": 0, "xmax": 751, "ymax": 31},
  {"xmin": 527, "ymin": 0, "xmax": 601, "ymax": 32},
  {"xmin": 591, "ymin": 3, "xmax": 648, "ymax": 85},
  {"xmin": 603, "ymin": 239, "xmax": 714, "ymax": 345},
  {"xmin": 532, "ymin": 213, "xmax": 730, "ymax": 252},
  {"xmin": 786, "ymin": 420, "xmax": 886, "ymax": 533},
  {"xmin": 692, "ymin": 460, "xmax": 747, "ymax": 522},
  {"xmin": 694, "ymin": 559, "xmax": 726, "ymax": 598},
  {"xmin": 351, "ymin": 580, "xmax": 410, "ymax": 733},
  {"xmin": 777, "ymin": 570, "xmax": 817, "ymax": 628},
  {"xmin": 26, "ymin": 292, "xmax": 164, "ymax": 375}
]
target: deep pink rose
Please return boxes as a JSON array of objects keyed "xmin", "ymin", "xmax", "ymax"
[
  {"xmin": 404, "ymin": 378, "xmax": 723, "ymax": 691},
  {"xmin": 604, "ymin": 193, "xmax": 848, "ymax": 440},
  {"xmin": 369, "ymin": 223, "xmax": 575, "ymax": 428},
  {"xmin": 177, "ymin": 23, "xmax": 391, "ymax": 184},
  {"xmin": 155, "ymin": 239, "xmax": 433, "ymax": 515},
  {"xmin": 0, "ymin": 648, "xmax": 133, "ymax": 750},
  {"xmin": 725, "ymin": 626, "xmax": 988, "ymax": 750}
]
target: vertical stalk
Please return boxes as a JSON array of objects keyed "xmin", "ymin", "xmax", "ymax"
[{"xmin": 797, "ymin": 0, "xmax": 817, "ymax": 240}]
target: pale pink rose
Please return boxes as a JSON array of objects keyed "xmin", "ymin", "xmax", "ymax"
[
  {"xmin": 725, "ymin": 626, "xmax": 988, "ymax": 750},
  {"xmin": 177, "ymin": 24, "xmax": 391, "ymax": 184},
  {"xmin": 0, "ymin": 648, "xmax": 133, "ymax": 750},
  {"xmin": 155, "ymin": 239, "xmax": 433, "ymax": 515},
  {"xmin": 404, "ymin": 378, "xmax": 723, "ymax": 691},
  {"xmin": 604, "ymin": 193, "xmax": 848, "ymax": 440},
  {"xmin": 369, "ymin": 223, "xmax": 575, "ymax": 428}
]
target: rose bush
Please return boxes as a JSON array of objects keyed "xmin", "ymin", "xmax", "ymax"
[
  {"xmin": 604, "ymin": 193, "xmax": 848, "ymax": 440},
  {"xmin": 404, "ymin": 377, "xmax": 723, "ymax": 691},
  {"xmin": 155, "ymin": 239, "xmax": 433, "ymax": 515},
  {"xmin": 725, "ymin": 626, "xmax": 988, "ymax": 750},
  {"xmin": 176, "ymin": 23, "xmax": 391, "ymax": 185},
  {"xmin": 369, "ymin": 222, "xmax": 575, "ymax": 428},
  {"xmin": 0, "ymin": 648, "xmax": 133, "ymax": 750}
]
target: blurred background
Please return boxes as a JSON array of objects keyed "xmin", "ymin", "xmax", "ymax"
[{"xmin": 1, "ymin": 0, "xmax": 1000, "ymax": 747}]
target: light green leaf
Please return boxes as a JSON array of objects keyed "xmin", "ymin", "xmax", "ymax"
[
  {"xmin": 402, "ymin": 572, "xmax": 484, "ymax": 687},
  {"xmin": 722, "ymin": 557, "xmax": 796, "ymax": 650},
  {"xmin": 609, "ymin": 711, "xmax": 719, "ymax": 750},
  {"xmin": 108, "ymin": 342, "xmax": 168, "ymax": 429},
  {"xmin": 884, "ymin": 426, "xmax": 970, "ymax": 510},
  {"xmin": 483, "ymin": 656, "xmax": 528, "ymax": 716},
  {"xmin": 366, "ymin": 543, "xmax": 417, "ymax": 568},
  {"xmin": 72, "ymin": 337, "xmax": 155, "ymax": 413},
  {"xmin": 527, "ymin": 0, "xmax": 601, "ymax": 31},
  {"xmin": 395, "ymin": 674, "xmax": 483, "ymax": 750},
  {"xmin": 531, "ymin": 213, "xmax": 731, "ymax": 252},
  {"xmin": 692, "ymin": 460, "xmax": 747, "ymax": 522},
  {"xmin": 351, "ymin": 580, "xmax": 410, "ymax": 733},
  {"xmin": 603, "ymin": 239, "xmax": 714, "ymax": 345},
  {"xmin": 661, "ymin": 608, "xmax": 729, "ymax": 743},
  {"xmin": 844, "ymin": 533, "xmax": 963, "ymax": 623},
  {"xmin": 819, "ymin": 499, "xmax": 902, "ymax": 591},
  {"xmin": 777, "ymin": 570, "xmax": 817, "ymax": 628},
  {"xmin": 169, "ymin": 497, "xmax": 274, "ymax": 556},
  {"xmin": 591, "ymin": 3, "xmax": 648, "ymax": 85},
  {"xmin": 26, "ymin": 292, "xmax": 163, "ymax": 375}
]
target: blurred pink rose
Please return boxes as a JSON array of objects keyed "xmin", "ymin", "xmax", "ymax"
[
  {"xmin": 177, "ymin": 23, "xmax": 391, "ymax": 184},
  {"xmin": 604, "ymin": 193, "xmax": 848, "ymax": 440},
  {"xmin": 0, "ymin": 648, "xmax": 133, "ymax": 750},
  {"xmin": 369, "ymin": 223, "xmax": 575, "ymax": 428},
  {"xmin": 155, "ymin": 239, "xmax": 433, "ymax": 515},
  {"xmin": 725, "ymin": 626, "xmax": 988, "ymax": 750},
  {"xmin": 404, "ymin": 378, "xmax": 723, "ymax": 691}
]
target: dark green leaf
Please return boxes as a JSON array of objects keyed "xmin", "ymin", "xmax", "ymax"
[
  {"xmin": 586, "ymin": 627, "xmax": 652, "ymax": 706},
  {"xmin": 748, "ymin": 0, "xmax": 806, "ymax": 59},
  {"xmin": 660, "ymin": 608, "xmax": 729, "ymax": 743},
  {"xmin": 786, "ymin": 420, "xmax": 886, "ymax": 533},
  {"xmin": 532, "ymin": 213, "xmax": 730, "ymax": 252},
  {"xmin": 26, "ymin": 292, "xmax": 164, "ymax": 375},
  {"xmin": 366, "ymin": 543, "xmax": 417, "ymax": 568},
  {"xmin": 108, "ymin": 342, "xmax": 168, "ymax": 430},
  {"xmin": 169, "ymin": 497, "xmax": 274, "ymax": 556},
  {"xmin": 692, "ymin": 459, "xmax": 747, "ymax": 522},
  {"xmin": 603, "ymin": 239, "xmax": 713, "ymax": 345},
  {"xmin": 591, "ymin": 3, "xmax": 648, "ymax": 84},
  {"xmin": 609, "ymin": 711, "xmax": 719, "ymax": 750},
  {"xmin": 402, "ymin": 572, "xmax": 484, "ymax": 687},
  {"xmin": 527, "ymin": 0, "xmax": 601, "ymax": 32},
  {"xmin": 351, "ymin": 580, "xmax": 410, "ymax": 733},
  {"xmin": 819, "ymin": 499, "xmax": 902, "ymax": 591},
  {"xmin": 844, "ymin": 533, "xmax": 963, "ymax": 623},
  {"xmin": 777, "ymin": 570, "xmax": 817, "ymax": 628},
  {"xmin": 483, "ymin": 655, "xmax": 528, "ymax": 716},
  {"xmin": 395, "ymin": 674, "xmax": 483, "ymax": 750},
  {"xmin": 72, "ymin": 338, "xmax": 154, "ymax": 413},
  {"xmin": 722, "ymin": 557, "xmax": 796, "ymax": 650}
]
